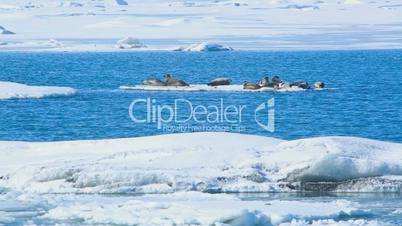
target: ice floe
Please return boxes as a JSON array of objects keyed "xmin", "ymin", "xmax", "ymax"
[
  {"xmin": 1, "ymin": 132, "xmax": 402, "ymax": 194},
  {"xmin": 120, "ymin": 84, "xmax": 307, "ymax": 92},
  {"xmin": 116, "ymin": 37, "xmax": 146, "ymax": 49},
  {"xmin": 40, "ymin": 192, "xmax": 370, "ymax": 225},
  {"xmin": 175, "ymin": 42, "xmax": 233, "ymax": 52},
  {"xmin": 0, "ymin": 81, "xmax": 76, "ymax": 100},
  {"xmin": 0, "ymin": 190, "xmax": 382, "ymax": 226}
]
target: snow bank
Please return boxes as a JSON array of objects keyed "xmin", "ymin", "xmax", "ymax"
[
  {"xmin": 120, "ymin": 84, "xmax": 307, "ymax": 92},
  {"xmin": 176, "ymin": 42, "xmax": 233, "ymax": 52},
  {"xmin": 0, "ymin": 81, "xmax": 76, "ymax": 100},
  {"xmin": 1, "ymin": 133, "xmax": 402, "ymax": 194},
  {"xmin": 116, "ymin": 37, "xmax": 146, "ymax": 49}
]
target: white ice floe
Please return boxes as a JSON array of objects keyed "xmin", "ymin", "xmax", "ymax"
[
  {"xmin": 175, "ymin": 42, "xmax": 233, "ymax": 52},
  {"xmin": 119, "ymin": 84, "xmax": 306, "ymax": 92},
  {"xmin": 40, "ymin": 192, "xmax": 371, "ymax": 225},
  {"xmin": 1, "ymin": 132, "xmax": 402, "ymax": 194},
  {"xmin": 0, "ymin": 81, "xmax": 76, "ymax": 100},
  {"xmin": 0, "ymin": 191, "xmax": 379, "ymax": 226},
  {"xmin": 116, "ymin": 37, "xmax": 146, "ymax": 49}
]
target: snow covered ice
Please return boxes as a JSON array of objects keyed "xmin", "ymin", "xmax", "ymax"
[
  {"xmin": 175, "ymin": 42, "xmax": 233, "ymax": 52},
  {"xmin": 0, "ymin": 81, "xmax": 76, "ymax": 100},
  {"xmin": 1, "ymin": 132, "xmax": 402, "ymax": 194},
  {"xmin": 1, "ymin": 132, "xmax": 400, "ymax": 225},
  {"xmin": 0, "ymin": 0, "xmax": 401, "ymax": 51},
  {"xmin": 120, "ymin": 84, "xmax": 307, "ymax": 92},
  {"xmin": 116, "ymin": 37, "xmax": 146, "ymax": 49},
  {"xmin": 40, "ymin": 193, "xmax": 372, "ymax": 226}
]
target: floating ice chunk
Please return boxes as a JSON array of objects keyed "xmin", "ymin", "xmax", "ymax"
[
  {"xmin": 281, "ymin": 4, "xmax": 319, "ymax": 11},
  {"xmin": 0, "ymin": 81, "xmax": 76, "ymax": 100},
  {"xmin": 176, "ymin": 42, "xmax": 233, "ymax": 52},
  {"xmin": 0, "ymin": 25, "xmax": 15, "ymax": 35},
  {"xmin": 120, "ymin": 84, "xmax": 305, "ymax": 92},
  {"xmin": 41, "ymin": 192, "xmax": 366, "ymax": 225},
  {"xmin": 116, "ymin": 37, "xmax": 146, "ymax": 49}
]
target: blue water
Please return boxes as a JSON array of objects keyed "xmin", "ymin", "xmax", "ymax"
[{"xmin": 0, "ymin": 50, "xmax": 401, "ymax": 142}]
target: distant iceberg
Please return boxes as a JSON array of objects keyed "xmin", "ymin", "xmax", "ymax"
[
  {"xmin": 116, "ymin": 37, "xmax": 146, "ymax": 49},
  {"xmin": 0, "ymin": 81, "xmax": 76, "ymax": 100},
  {"xmin": 175, "ymin": 42, "xmax": 233, "ymax": 52},
  {"xmin": 1, "ymin": 132, "xmax": 401, "ymax": 194},
  {"xmin": 0, "ymin": 25, "xmax": 15, "ymax": 35}
]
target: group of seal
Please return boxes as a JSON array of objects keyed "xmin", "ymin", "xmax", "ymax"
[
  {"xmin": 143, "ymin": 74, "xmax": 325, "ymax": 90},
  {"xmin": 143, "ymin": 74, "xmax": 232, "ymax": 87},
  {"xmin": 244, "ymin": 75, "xmax": 325, "ymax": 90},
  {"xmin": 143, "ymin": 74, "xmax": 189, "ymax": 87}
]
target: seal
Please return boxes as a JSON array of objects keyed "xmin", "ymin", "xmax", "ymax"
[
  {"xmin": 143, "ymin": 78, "xmax": 166, "ymax": 86},
  {"xmin": 314, "ymin": 81, "xmax": 325, "ymax": 89},
  {"xmin": 207, "ymin": 77, "xmax": 232, "ymax": 86},
  {"xmin": 271, "ymin": 76, "xmax": 283, "ymax": 85},
  {"xmin": 290, "ymin": 80, "xmax": 310, "ymax": 89},
  {"xmin": 164, "ymin": 74, "xmax": 189, "ymax": 86},
  {"xmin": 243, "ymin": 81, "xmax": 261, "ymax": 90},
  {"xmin": 258, "ymin": 76, "xmax": 275, "ymax": 88}
]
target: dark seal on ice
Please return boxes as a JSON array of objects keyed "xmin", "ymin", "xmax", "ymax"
[
  {"xmin": 314, "ymin": 81, "xmax": 325, "ymax": 89},
  {"xmin": 143, "ymin": 78, "xmax": 166, "ymax": 86},
  {"xmin": 164, "ymin": 74, "xmax": 189, "ymax": 86},
  {"xmin": 243, "ymin": 81, "xmax": 261, "ymax": 90},
  {"xmin": 207, "ymin": 77, "xmax": 232, "ymax": 86},
  {"xmin": 290, "ymin": 81, "xmax": 310, "ymax": 89}
]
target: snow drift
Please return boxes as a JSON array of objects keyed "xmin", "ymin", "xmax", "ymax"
[
  {"xmin": 0, "ymin": 132, "xmax": 401, "ymax": 194},
  {"xmin": 0, "ymin": 81, "xmax": 76, "ymax": 100}
]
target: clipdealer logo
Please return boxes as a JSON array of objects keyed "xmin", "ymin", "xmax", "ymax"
[{"xmin": 129, "ymin": 98, "xmax": 275, "ymax": 132}]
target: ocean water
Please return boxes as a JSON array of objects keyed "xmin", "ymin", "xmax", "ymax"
[
  {"xmin": 1, "ymin": 50, "xmax": 401, "ymax": 142},
  {"xmin": 1, "ymin": 50, "xmax": 402, "ymax": 225}
]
